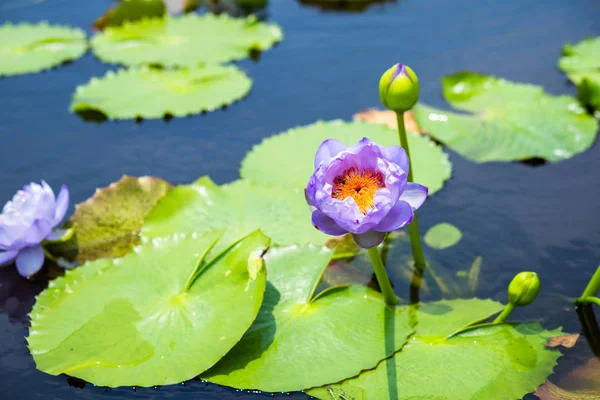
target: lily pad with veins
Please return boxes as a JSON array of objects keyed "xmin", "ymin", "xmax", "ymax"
[
  {"xmin": 90, "ymin": 13, "xmax": 283, "ymax": 67},
  {"xmin": 0, "ymin": 22, "xmax": 87, "ymax": 77},
  {"xmin": 142, "ymin": 177, "xmax": 329, "ymax": 249},
  {"xmin": 240, "ymin": 120, "xmax": 452, "ymax": 195},
  {"xmin": 413, "ymin": 72, "xmax": 598, "ymax": 163},
  {"xmin": 203, "ymin": 244, "xmax": 415, "ymax": 392},
  {"xmin": 28, "ymin": 230, "xmax": 269, "ymax": 387},
  {"xmin": 71, "ymin": 65, "xmax": 252, "ymax": 119},
  {"xmin": 308, "ymin": 299, "xmax": 562, "ymax": 400}
]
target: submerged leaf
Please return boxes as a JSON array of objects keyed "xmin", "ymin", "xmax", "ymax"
[
  {"xmin": 71, "ymin": 65, "xmax": 252, "ymax": 120},
  {"xmin": 142, "ymin": 177, "xmax": 328, "ymax": 249},
  {"xmin": 308, "ymin": 299, "xmax": 562, "ymax": 400},
  {"xmin": 203, "ymin": 245, "xmax": 415, "ymax": 392},
  {"xmin": 424, "ymin": 222, "xmax": 463, "ymax": 250},
  {"xmin": 559, "ymin": 37, "xmax": 600, "ymax": 110},
  {"xmin": 49, "ymin": 175, "xmax": 171, "ymax": 264},
  {"xmin": 91, "ymin": 13, "xmax": 283, "ymax": 67},
  {"xmin": 0, "ymin": 22, "xmax": 87, "ymax": 76},
  {"xmin": 536, "ymin": 358, "xmax": 600, "ymax": 400},
  {"xmin": 240, "ymin": 120, "xmax": 452, "ymax": 195},
  {"xmin": 29, "ymin": 230, "xmax": 269, "ymax": 387},
  {"xmin": 413, "ymin": 72, "xmax": 598, "ymax": 163}
]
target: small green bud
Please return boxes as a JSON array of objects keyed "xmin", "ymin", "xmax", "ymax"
[
  {"xmin": 508, "ymin": 272, "xmax": 541, "ymax": 307},
  {"xmin": 379, "ymin": 63, "xmax": 420, "ymax": 112}
]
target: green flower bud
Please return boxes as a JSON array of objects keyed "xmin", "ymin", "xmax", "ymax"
[
  {"xmin": 508, "ymin": 272, "xmax": 541, "ymax": 307},
  {"xmin": 379, "ymin": 63, "xmax": 420, "ymax": 112}
]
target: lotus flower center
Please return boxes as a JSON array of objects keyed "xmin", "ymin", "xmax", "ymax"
[{"xmin": 332, "ymin": 167, "xmax": 385, "ymax": 214}]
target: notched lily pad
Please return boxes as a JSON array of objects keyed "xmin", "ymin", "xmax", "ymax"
[
  {"xmin": 142, "ymin": 177, "xmax": 328, "ymax": 249},
  {"xmin": 91, "ymin": 13, "xmax": 283, "ymax": 67},
  {"xmin": 71, "ymin": 65, "xmax": 252, "ymax": 120},
  {"xmin": 536, "ymin": 358, "xmax": 600, "ymax": 400},
  {"xmin": 49, "ymin": 175, "xmax": 171, "ymax": 264},
  {"xmin": 308, "ymin": 299, "xmax": 562, "ymax": 400},
  {"xmin": 413, "ymin": 72, "xmax": 598, "ymax": 163},
  {"xmin": 28, "ymin": 230, "xmax": 269, "ymax": 387},
  {"xmin": 0, "ymin": 22, "xmax": 87, "ymax": 77},
  {"xmin": 424, "ymin": 222, "xmax": 462, "ymax": 250},
  {"xmin": 240, "ymin": 120, "xmax": 452, "ymax": 195},
  {"xmin": 203, "ymin": 244, "xmax": 415, "ymax": 392},
  {"xmin": 559, "ymin": 37, "xmax": 600, "ymax": 110}
]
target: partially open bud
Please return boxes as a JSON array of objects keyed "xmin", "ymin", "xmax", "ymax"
[
  {"xmin": 508, "ymin": 272, "xmax": 541, "ymax": 307},
  {"xmin": 379, "ymin": 63, "xmax": 420, "ymax": 112}
]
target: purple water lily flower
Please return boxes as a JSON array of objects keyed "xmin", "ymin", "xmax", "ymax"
[
  {"xmin": 0, "ymin": 181, "xmax": 69, "ymax": 277},
  {"xmin": 306, "ymin": 137, "xmax": 428, "ymax": 248}
]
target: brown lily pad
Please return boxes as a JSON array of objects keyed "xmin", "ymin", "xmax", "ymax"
[
  {"xmin": 352, "ymin": 109, "xmax": 421, "ymax": 133},
  {"xmin": 49, "ymin": 175, "xmax": 171, "ymax": 264},
  {"xmin": 547, "ymin": 333, "xmax": 580, "ymax": 349}
]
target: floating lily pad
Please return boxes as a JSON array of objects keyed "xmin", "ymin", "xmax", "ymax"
[
  {"xmin": 558, "ymin": 37, "xmax": 600, "ymax": 110},
  {"xmin": 91, "ymin": 14, "xmax": 283, "ymax": 67},
  {"xmin": 93, "ymin": 0, "xmax": 167, "ymax": 31},
  {"xmin": 0, "ymin": 22, "xmax": 87, "ymax": 77},
  {"xmin": 240, "ymin": 120, "xmax": 452, "ymax": 195},
  {"xmin": 71, "ymin": 65, "xmax": 252, "ymax": 120},
  {"xmin": 142, "ymin": 177, "xmax": 328, "ymax": 248},
  {"xmin": 203, "ymin": 244, "xmax": 414, "ymax": 392},
  {"xmin": 28, "ymin": 230, "xmax": 269, "ymax": 387},
  {"xmin": 424, "ymin": 222, "xmax": 462, "ymax": 250},
  {"xmin": 413, "ymin": 72, "xmax": 598, "ymax": 163},
  {"xmin": 49, "ymin": 175, "xmax": 171, "ymax": 264},
  {"xmin": 308, "ymin": 299, "xmax": 562, "ymax": 400}
]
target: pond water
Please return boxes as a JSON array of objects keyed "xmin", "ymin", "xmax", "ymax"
[{"xmin": 1, "ymin": 0, "xmax": 600, "ymax": 398}]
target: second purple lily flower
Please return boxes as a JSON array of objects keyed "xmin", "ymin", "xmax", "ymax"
[{"xmin": 305, "ymin": 137, "xmax": 428, "ymax": 248}]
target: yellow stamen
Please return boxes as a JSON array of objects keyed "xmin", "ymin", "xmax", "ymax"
[{"xmin": 331, "ymin": 167, "xmax": 385, "ymax": 214}]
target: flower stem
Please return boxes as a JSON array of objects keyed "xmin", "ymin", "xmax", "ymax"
[
  {"xmin": 367, "ymin": 246, "xmax": 399, "ymax": 305},
  {"xmin": 493, "ymin": 303, "xmax": 516, "ymax": 324},
  {"xmin": 395, "ymin": 112, "xmax": 427, "ymax": 272}
]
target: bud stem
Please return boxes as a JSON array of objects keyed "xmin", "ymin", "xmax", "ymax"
[
  {"xmin": 395, "ymin": 112, "xmax": 427, "ymax": 273},
  {"xmin": 576, "ymin": 265, "xmax": 600, "ymax": 306},
  {"xmin": 493, "ymin": 303, "xmax": 516, "ymax": 324},
  {"xmin": 367, "ymin": 246, "xmax": 399, "ymax": 305}
]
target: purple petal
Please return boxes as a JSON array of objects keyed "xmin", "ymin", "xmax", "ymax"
[
  {"xmin": 52, "ymin": 184, "xmax": 69, "ymax": 227},
  {"xmin": 374, "ymin": 200, "xmax": 414, "ymax": 232},
  {"xmin": 314, "ymin": 139, "xmax": 347, "ymax": 168},
  {"xmin": 352, "ymin": 231, "xmax": 386, "ymax": 249},
  {"xmin": 24, "ymin": 219, "xmax": 53, "ymax": 246},
  {"xmin": 312, "ymin": 210, "xmax": 347, "ymax": 236},
  {"xmin": 15, "ymin": 245, "xmax": 45, "ymax": 277},
  {"xmin": 383, "ymin": 146, "xmax": 409, "ymax": 174},
  {"xmin": 0, "ymin": 250, "xmax": 18, "ymax": 267},
  {"xmin": 399, "ymin": 183, "xmax": 428, "ymax": 210}
]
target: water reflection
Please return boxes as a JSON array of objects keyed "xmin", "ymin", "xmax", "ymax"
[
  {"xmin": 0, "ymin": 266, "xmax": 53, "ymax": 325},
  {"xmin": 297, "ymin": 0, "xmax": 395, "ymax": 13}
]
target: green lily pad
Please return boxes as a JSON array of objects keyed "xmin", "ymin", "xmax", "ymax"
[
  {"xmin": 203, "ymin": 244, "xmax": 414, "ymax": 392},
  {"xmin": 240, "ymin": 120, "xmax": 452, "ymax": 195},
  {"xmin": 142, "ymin": 177, "xmax": 328, "ymax": 248},
  {"xmin": 308, "ymin": 299, "xmax": 562, "ymax": 400},
  {"xmin": 48, "ymin": 175, "xmax": 171, "ymax": 264},
  {"xmin": 424, "ymin": 222, "xmax": 462, "ymax": 250},
  {"xmin": 413, "ymin": 72, "xmax": 598, "ymax": 163},
  {"xmin": 71, "ymin": 65, "xmax": 252, "ymax": 120},
  {"xmin": 91, "ymin": 14, "xmax": 283, "ymax": 67},
  {"xmin": 28, "ymin": 230, "xmax": 269, "ymax": 387},
  {"xmin": 559, "ymin": 37, "xmax": 600, "ymax": 110},
  {"xmin": 0, "ymin": 22, "xmax": 87, "ymax": 77}
]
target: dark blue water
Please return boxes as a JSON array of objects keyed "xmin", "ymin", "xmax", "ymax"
[{"xmin": 1, "ymin": 0, "xmax": 600, "ymax": 398}]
